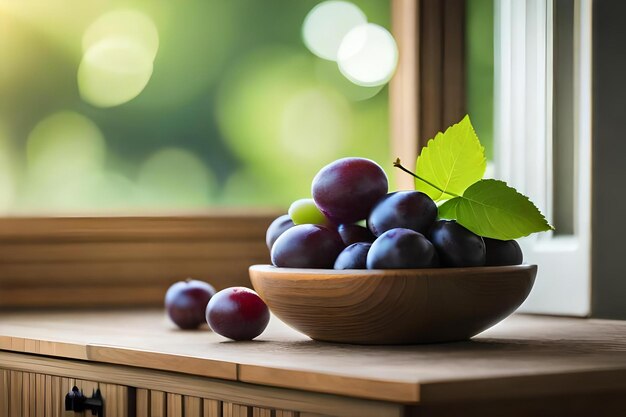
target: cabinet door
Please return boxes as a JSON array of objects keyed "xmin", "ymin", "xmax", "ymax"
[
  {"xmin": 134, "ymin": 389, "xmax": 304, "ymax": 417},
  {"xmin": 0, "ymin": 369, "xmax": 128, "ymax": 417},
  {"xmin": 136, "ymin": 390, "xmax": 222, "ymax": 417},
  {"xmin": 2, "ymin": 370, "xmax": 56, "ymax": 417}
]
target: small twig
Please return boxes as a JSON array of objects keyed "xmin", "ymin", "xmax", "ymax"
[{"xmin": 393, "ymin": 158, "xmax": 460, "ymax": 197}]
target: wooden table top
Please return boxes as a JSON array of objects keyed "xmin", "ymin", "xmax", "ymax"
[{"xmin": 0, "ymin": 309, "xmax": 625, "ymax": 404}]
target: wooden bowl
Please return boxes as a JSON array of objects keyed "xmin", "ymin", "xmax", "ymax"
[{"xmin": 249, "ymin": 264, "xmax": 537, "ymax": 345}]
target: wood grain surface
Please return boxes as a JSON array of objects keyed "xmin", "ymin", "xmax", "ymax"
[
  {"xmin": 1, "ymin": 309, "xmax": 626, "ymax": 404},
  {"xmin": 250, "ymin": 265, "xmax": 536, "ymax": 344},
  {"xmin": 0, "ymin": 214, "xmax": 275, "ymax": 309}
]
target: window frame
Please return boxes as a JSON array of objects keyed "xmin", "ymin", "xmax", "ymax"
[
  {"xmin": 0, "ymin": 0, "xmax": 466, "ymax": 309},
  {"xmin": 494, "ymin": 0, "xmax": 593, "ymax": 316}
]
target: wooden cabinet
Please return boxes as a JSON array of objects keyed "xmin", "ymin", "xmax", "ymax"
[
  {"xmin": 133, "ymin": 390, "xmax": 296, "ymax": 417},
  {"xmin": 0, "ymin": 356, "xmax": 357, "ymax": 417}
]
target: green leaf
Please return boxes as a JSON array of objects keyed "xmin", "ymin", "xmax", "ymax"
[
  {"xmin": 438, "ymin": 179, "xmax": 554, "ymax": 240},
  {"xmin": 415, "ymin": 115, "xmax": 486, "ymax": 201}
]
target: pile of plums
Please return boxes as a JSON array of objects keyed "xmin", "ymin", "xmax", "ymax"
[
  {"xmin": 165, "ymin": 279, "xmax": 269, "ymax": 340},
  {"xmin": 267, "ymin": 157, "xmax": 523, "ymax": 269}
]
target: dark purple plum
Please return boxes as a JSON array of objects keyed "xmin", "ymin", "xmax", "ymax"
[
  {"xmin": 165, "ymin": 279, "xmax": 216, "ymax": 329},
  {"xmin": 367, "ymin": 191, "xmax": 437, "ymax": 237},
  {"xmin": 429, "ymin": 220, "xmax": 486, "ymax": 267},
  {"xmin": 271, "ymin": 224, "xmax": 345, "ymax": 268},
  {"xmin": 265, "ymin": 214, "xmax": 295, "ymax": 251},
  {"xmin": 366, "ymin": 228, "xmax": 438, "ymax": 269},
  {"xmin": 206, "ymin": 287, "xmax": 269, "ymax": 341},
  {"xmin": 334, "ymin": 242, "xmax": 371, "ymax": 269},
  {"xmin": 311, "ymin": 157, "xmax": 388, "ymax": 224},
  {"xmin": 484, "ymin": 238, "xmax": 523, "ymax": 266},
  {"xmin": 337, "ymin": 223, "xmax": 375, "ymax": 246}
]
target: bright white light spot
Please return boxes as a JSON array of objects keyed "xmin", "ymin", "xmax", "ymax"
[
  {"xmin": 280, "ymin": 88, "xmax": 351, "ymax": 160},
  {"xmin": 314, "ymin": 59, "xmax": 384, "ymax": 101},
  {"xmin": 302, "ymin": 1, "xmax": 366, "ymax": 61},
  {"xmin": 337, "ymin": 23, "xmax": 398, "ymax": 87},
  {"xmin": 83, "ymin": 9, "xmax": 159, "ymax": 60},
  {"xmin": 137, "ymin": 148, "xmax": 215, "ymax": 208},
  {"xmin": 78, "ymin": 38, "xmax": 154, "ymax": 108}
]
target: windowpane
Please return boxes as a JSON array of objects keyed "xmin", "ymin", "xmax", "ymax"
[{"xmin": 0, "ymin": 1, "xmax": 392, "ymax": 214}]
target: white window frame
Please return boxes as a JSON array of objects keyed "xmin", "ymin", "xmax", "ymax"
[{"xmin": 494, "ymin": 0, "xmax": 593, "ymax": 316}]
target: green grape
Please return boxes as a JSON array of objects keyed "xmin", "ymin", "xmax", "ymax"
[{"xmin": 288, "ymin": 198, "xmax": 329, "ymax": 225}]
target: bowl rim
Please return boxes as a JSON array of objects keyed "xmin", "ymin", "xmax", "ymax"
[{"xmin": 249, "ymin": 264, "xmax": 537, "ymax": 277}]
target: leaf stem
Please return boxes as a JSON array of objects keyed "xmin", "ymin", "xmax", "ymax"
[{"xmin": 393, "ymin": 158, "xmax": 461, "ymax": 198}]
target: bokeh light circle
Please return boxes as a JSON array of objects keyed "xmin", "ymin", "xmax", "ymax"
[
  {"xmin": 280, "ymin": 88, "xmax": 351, "ymax": 160},
  {"xmin": 216, "ymin": 48, "xmax": 353, "ymax": 173},
  {"xmin": 129, "ymin": 1, "xmax": 238, "ymax": 109},
  {"xmin": 314, "ymin": 59, "xmax": 384, "ymax": 101},
  {"xmin": 23, "ymin": 111, "xmax": 108, "ymax": 211},
  {"xmin": 26, "ymin": 111, "xmax": 106, "ymax": 178},
  {"xmin": 337, "ymin": 23, "xmax": 398, "ymax": 87},
  {"xmin": 137, "ymin": 148, "xmax": 216, "ymax": 208},
  {"xmin": 302, "ymin": 1, "xmax": 367, "ymax": 61},
  {"xmin": 78, "ymin": 38, "xmax": 154, "ymax": 108},
  {"xmin": 82, "ymin": 9, "xmax": 159, "ymax": 60}
]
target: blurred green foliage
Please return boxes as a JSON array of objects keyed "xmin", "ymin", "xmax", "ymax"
[
  {"xmin": 0, "ymin": 0, "xmax": 391, "ymax": 213},
  {"xmin": 0, "ymin": 0, "xmax": 493, "ymax": 214},
  {"xmin": 467, "ymin": 0, "xmax": 494, "ymax": 160}
]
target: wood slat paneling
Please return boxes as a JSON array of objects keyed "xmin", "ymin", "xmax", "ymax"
[
  {"xmin": 34, "ymin": 373, "xmax": 45, "ymax": 417},
  {"xmin": 252, "ymin": 407, "xmax": 272, "ymax": 417},
  {"xmin": 223, "ymin": 403, "xmax": 254, "ymax": 417},
  {"xmin": 0, "ymin": 241, "xmax": 267, "ymax": 264},
  {"xmin": 183, "ymin": 395, "xmax": 202, "ymax": 417},
  {"xmin": 44, "ymin": 375, "xmax": 54, "ymax": 417},
  {"xmin": 0, "ymin": 214, "xmax": 276, "ymax": 243},
  {"xmin": 21, "ymin": 372, "xmax": 32, "ymax": 417},
  {"xmin": 184, "ymin": 396, "xmax": 203, "ymax": 417},
  {"xmin": 0, "ymin": 351, "xmax": 402, "ymax": 417},
  {"xmin": 0, "ymin": 369, "xmax": 8, "ymax": 417},
  {"xmin": 0, "ymin": 259, "xmax": 262, "ymax": 288},
  {"xmin": 203, "ymin": 399, "xmax": 222, "ymax": 417},
  {"xmin": 0, "ymin": 369, "xmax": 130, "ymax": 417},
  {"xmin": 276, "ymin": 411, "xmax": 299, "ymax": 417},
  {"xmin": 151, "ymin": 390, "xmax": 167, "ymax": 417},
  {"xmin": 9, "ymin": 370, "xmax": 22, "ymax": 417},
  {"xmin": 50, "ymin": 376, "xmax": 62, "ymax": 417},
  {"xmin": 137, "ymin": 388, "xmax": 150, "ymax": 417},
  {"xmin": 0, "ymin": 214, "xmax": 275, "ymax": 309},
  {"xmin": 167, "ymin": 393, "xmax": 183, "ymax": 417}
]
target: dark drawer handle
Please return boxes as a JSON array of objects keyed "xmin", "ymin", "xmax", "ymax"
[{"xmin": 65, "ymin": 386, "xmax": 104, "ymax": 417}]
